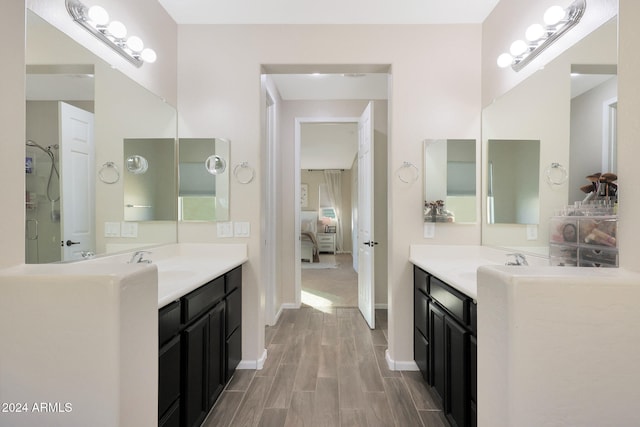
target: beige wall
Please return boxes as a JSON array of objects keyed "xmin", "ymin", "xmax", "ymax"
[
  {"xmin": 618, "ymin": 0, "xmax": 640, "ymax": 271},
  {"xmin": 0, "ymin": 2, "xmax": 26, "ymax": 268},
  {"xmin": 177, "ymin": 24, "xmax": 482, "ymax": 363}
]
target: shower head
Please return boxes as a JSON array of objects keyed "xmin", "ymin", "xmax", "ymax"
[
  {"xmin": 26, "ymin": 140, "xmax": 58, "ymax": 152},
  {"xmin": 26, "ymin": 139, "xmax": 46, "ymax": 150}
]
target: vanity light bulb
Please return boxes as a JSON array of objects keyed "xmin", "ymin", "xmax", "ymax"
[
  {"xmin": 87, "ymin": 5, "xmax": 109, "ymax": 26},
  {"xmin": 141, "ymin": 48, "xmax": 157, "ymax": 63},
  {"xmin": 126, "ymin": 36, "xmax": 144, "ymax": 52},
  {"xmin": 510, "ymin": 40, "xmax": 528, "ymax": 57},
  {"xmin": 544, "ymin": 5, "xmax": 566, "ymax": 26},
  {"xmin": 525, "ymin": 23, "xmax": 545, "ymax": 42},
  {"xmin": 497, "ymin": 53, "xmax": 513, "ymax": 68},
  {"xmin": 107, "ymin": 21, "xmax": 127, "ymax": 39}
]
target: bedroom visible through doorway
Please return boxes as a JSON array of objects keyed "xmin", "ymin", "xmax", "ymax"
[
  {"xmin": 300, "ymin": 127, "xmax": 358, "ymax": 309},
  {"xmin": 302, "ymin": 253, "xmax": 357, "ymax": 308}
]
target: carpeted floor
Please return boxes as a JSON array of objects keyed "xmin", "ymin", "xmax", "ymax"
[{"xmin": 301, "ymin": 253, "xmax": 358, "ymax": 307}]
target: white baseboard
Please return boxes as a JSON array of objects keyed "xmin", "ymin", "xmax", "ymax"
[
  {"xmin": 375, "ymin": 303, "xmax": 388, "ymax": 309},
  {"xmin": 385, "ymin": 349, "xmax": 419, "ymax": 371},
  {"xmin": 281, "ymin": 302, "xmax": 300, "ymax": 309},
  {"xmin": 237, "ymin": 348, "xmax": 268, "ymax": 370}
]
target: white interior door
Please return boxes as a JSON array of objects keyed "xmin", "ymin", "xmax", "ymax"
[
  {"xmin": 59, "ymin": 102, "xmax": 95, "ymax": 261},
  {"xmin": 358, "ymin": 101, "xmax": 375, "ymax": 329}
]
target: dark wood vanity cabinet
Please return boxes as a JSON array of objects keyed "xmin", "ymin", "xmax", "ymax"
[
  {"xmin": 158, "ymin": 266, "xmax": 242, "ymax": 427},
  {"xmin": 414, "ymin": 265, "xmax": 477, "ymax": 427}
]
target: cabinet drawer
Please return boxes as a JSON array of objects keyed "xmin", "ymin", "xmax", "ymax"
[
  {"xmin": 183, "ymin": 276, "xmax": 225, "ymax": 324},
  {"xmin": 225, "ymin": 266, "xmax": 242, "ymax": 293},
  {"xmin": 414, "ymin": 266, "xmax": 428, "ymax": 294},
  {"xmin": 159, "ymin": 301, "xmax": 181, "ymax": 346},
  {"xmin": 429, "ymin": 276, "xmax": 470, "ymax": 327},
  {"xmin": 317, "ymin": 234, "xmax": 334, "ymax": 243}
]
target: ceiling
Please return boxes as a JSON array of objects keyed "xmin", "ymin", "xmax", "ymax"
[
  {"xmin": 158, "ymin": 0, "xmax": 501, "ymax": 25},
  {"xmin": 301, "ymin": 123, "xmax": 358, "ymax": 170}
]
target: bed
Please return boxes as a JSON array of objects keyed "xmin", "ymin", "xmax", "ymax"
[{"xmin": 301, "ymin": 211, "xmax": 320, "ymax": 263}]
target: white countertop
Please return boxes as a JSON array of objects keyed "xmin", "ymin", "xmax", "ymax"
[
  {"xmin": 409, "ymin": 245, "xmax": 548, "ymax": 300},
  {"xmin": 87, "ymin": 243, "xmax": 248, "ymax": 307}
]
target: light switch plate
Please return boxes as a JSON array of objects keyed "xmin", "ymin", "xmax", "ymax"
[
  {"xmin": 121, "ymin": 222, "xmax": 138, "ymax": 238},
  {"xmin": 234, "ymin": 222, "xmax": 250, "ymax": 237},
  {"xmin": 526, "ymin": 224, "xmax": 538, "ymax": 240},
  {"xmin": 424, "ymin": 222, "xmax": 435, "ymax": 239},
  {"xmin": 104, "ymin": 222, "xmax": 121, "ymax": 237},
  {"xmin": 217, "ymin": 222, "xmax": 233, "ymax": 238}
]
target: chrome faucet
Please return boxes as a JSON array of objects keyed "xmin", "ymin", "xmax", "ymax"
[
  {"xmin": 129, "ymin": 250, "xmax": 152, "ymax": 264},
  {"xmin": 505, "ymin": 253, "xmax": 528, "ymax": 266}
]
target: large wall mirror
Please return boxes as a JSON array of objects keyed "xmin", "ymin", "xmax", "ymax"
[
  {"xmin": 481, "ymin": 17, "xmax": 618, "ymax": 255},
  {"xmin": 424, "ymin": 139, "xmax": 477, "ymax": 223},
  {"xmin": 178, "ymin": 138, "xmax": 230, "ymax": 222},
  {"xmin": 25, "ymin": 10, "xmax": 177, "ymax": 263}
]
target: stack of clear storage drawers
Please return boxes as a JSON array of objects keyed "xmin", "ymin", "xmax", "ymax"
[{"xmin": 549, "ymin": 207, "xmax": 618, "ymax": 267}]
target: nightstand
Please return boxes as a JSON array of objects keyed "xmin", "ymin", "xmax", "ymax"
[{"xmin": 316, "ymin": 233, "xmax": 336, "ymax": 254}]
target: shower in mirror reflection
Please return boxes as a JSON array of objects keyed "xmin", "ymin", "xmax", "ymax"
[
  {"xmin": 25, "ymin": 139, "xmax": 62, "ymax": 264},
  {"xmin": 25, "ymin": 140, "xmax": 60, "ymax": 205}
]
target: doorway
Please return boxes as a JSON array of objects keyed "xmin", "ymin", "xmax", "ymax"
[
  {"xmin": 261, "ymin": 66, "xmax": 390, "ymax": 327},
  {"xmin": 298, "ymin": 119, "xmax": 360, "ymax": 309}
]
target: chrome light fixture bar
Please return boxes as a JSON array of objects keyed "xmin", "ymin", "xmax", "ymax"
[
  {"xmin": 65, "ymin": 0, "xmax": 157, "ymax": 67},
  {"xmin": 497, "ymin": 0, "xmax": 586, "ymax": 72}
]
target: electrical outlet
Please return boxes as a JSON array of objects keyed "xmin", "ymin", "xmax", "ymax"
[
  {"xmin": 526, "ymin": 224, "xmax": 538, "ymax": 240},
  {"xmin": 217, "ymin": 222, "xmax": 233, "ymax": 238},
  {"xmin": 424, "ymin": 223, "xmax": 435, "ymax": 239},
  {"xmin": 104, "ymin": 222, "xmax": 121, "ymax": 237},
  {"xmin": 121, "ymin": 222, "xmax": 138, "ymax": 238},
  {"xmin": 234, "ymin": 222, "xmax": 250, "ymax": 237}
]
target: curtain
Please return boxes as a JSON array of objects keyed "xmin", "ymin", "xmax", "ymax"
[{"xmin": 324, "ymin": 170, "xmax": 342, "ymax": 252}]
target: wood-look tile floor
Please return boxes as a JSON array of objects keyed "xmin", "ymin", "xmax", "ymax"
[{"xmin": 202, "ymin": 308, "xmax": 448, "ymax": 427}]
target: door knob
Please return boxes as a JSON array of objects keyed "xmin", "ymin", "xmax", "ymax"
[
  {"xmin": 363, "ymin": 241, "xmax": 379, "ymax": 247},
  {"xmin": 66, "ymin": 240, "xmax": 80, "ymax": 246}
]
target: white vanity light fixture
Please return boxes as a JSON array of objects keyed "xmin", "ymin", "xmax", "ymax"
[
  {"xmin": 496, "ymin": 0, "xmax": 586, "ymax": 72},
  {"xmin": 65, "ymin": 0, "xmax": 157, "ymax": 67}
]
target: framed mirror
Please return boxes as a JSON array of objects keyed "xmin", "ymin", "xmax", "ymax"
[
  {"xmin": 424, "ymin": 139, "xmax": 477, "ymax": 223},
  {"xmin": 178, "ymin": 138, "xmax": 230, "ymax": 222},
  {"xmin": 25, "ymin": 10, "xmax": 178, "ymax": 263},
  {"xmin": 124, "ymin": 138, "xmax": 177, "ymax": 221}
]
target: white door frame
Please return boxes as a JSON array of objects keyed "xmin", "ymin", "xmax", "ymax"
[
  {"xmin": 263, "ymin": 85, "xmax": 278, "ymax": 325},
  {"xmin": 294, "ymin": 116, "xmax": 359, "ymax": 306},
  {"xmin": 602, "ymin": 96, "xmax": 618, "ymax": 173}
]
